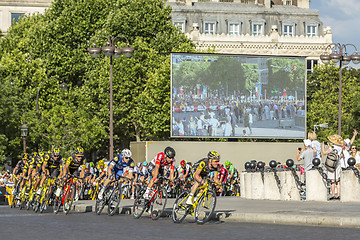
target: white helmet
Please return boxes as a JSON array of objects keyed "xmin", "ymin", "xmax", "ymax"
[
  {"xmin": 121, "ymin": 148, "xmax": 132, "ymax": 158},
  {"xmin": 136, "ymin": 162, "xmax": 142, "ymax": 168}
]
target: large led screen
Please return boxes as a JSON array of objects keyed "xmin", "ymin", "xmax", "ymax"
[{"xmin": 171, "ymin": 53, "xmax": 306, "ymax": 139}]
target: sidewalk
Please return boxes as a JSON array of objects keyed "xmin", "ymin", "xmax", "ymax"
[{"xmin": 73, "ymin": 197, "xmax": 360, "ymax": 228}]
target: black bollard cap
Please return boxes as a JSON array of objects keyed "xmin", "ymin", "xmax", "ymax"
[
  {"xmin": 250, "ymin": 162, "xmax": 256, "ymax": 169},
  {"xmin": 286, "ymin": 159, "xmax": 294, "ymax": 168},
  {"xmin": 269, "ymin": 160, "xmax": 277, "ymax": 168},
  {"xmin": 257, "ymin": 161, "xmax": 265, "ymax": 169},
  {"xmin": 244, "ymin": 162, "xmax": 251, "ymax": 170},
  {"xmin": 348, "ymin": 157, "xmax": 356, "ymax": 167},
  {"xmin": 312, "ymin": 158, "xmax": 321, "ymax": 167}
]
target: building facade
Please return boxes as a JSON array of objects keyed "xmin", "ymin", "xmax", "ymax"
[
  {"xmin": 0, "ymin": 0, "xmax": 51, "ymax": 35},
  {"xmin": 167, "ymin": 0, "xmax": 332, "ymax": 73}
]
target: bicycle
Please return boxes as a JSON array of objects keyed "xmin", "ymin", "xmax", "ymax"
[
  {"xmin": 172, "ymin": 178, "xmax": 217, "ymax": 224},
  {"xmin": 39, "ymin": 175, "xmax": 58, "ymax": 213},
  {"xmin": 53, "ymin": 174, "xmax": 77, "ymax": 215},
  {"xmin": 133, "ymin": 176, "xmax": 168, "ymax": 220},
  {"xmin": 94, "ymin": 176, "xmax": 123, "ymax": 216}
]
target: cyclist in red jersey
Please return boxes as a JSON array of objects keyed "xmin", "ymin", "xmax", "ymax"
[
  {"xmin": 218, "ymin": 164, "xmax": 228, "ymax": 183},
  {"xmin": 143, "ymin": 146, "xmax": 176, "ymax": 199}
]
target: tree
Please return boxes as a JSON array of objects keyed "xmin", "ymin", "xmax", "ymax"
[
  {"xmin": 307, "ymin": 64, "xmax": 360, "ymax": 143},
  {"xmin": 0, "ymin": 0, "xmax": 195, "ymax": 163}
]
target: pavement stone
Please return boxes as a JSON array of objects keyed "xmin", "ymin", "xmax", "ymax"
[{"xmin": 72, "ymin": 197, "xmax": 360, "ymax": 228}]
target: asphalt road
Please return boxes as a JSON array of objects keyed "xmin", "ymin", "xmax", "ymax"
[{"xmin": 1, "ymin": 205, "xmax": 360, "ymax": 240}]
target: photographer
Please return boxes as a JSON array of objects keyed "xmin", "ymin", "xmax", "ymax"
[{"xmin": 296, "ymin": 139, "xmax": 314, "ymax": 176}]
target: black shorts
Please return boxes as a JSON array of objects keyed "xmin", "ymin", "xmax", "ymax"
[
  {"xmin": 147, "ymin": 163, "xmax": 164, "ymax": 178},
  {"xmin": 48, "ymin": 168, "xmax": 60, "ymax": 178},
  {"xmin": 69, "ymin": 168, "xmax": 81, "ymax": 178}
]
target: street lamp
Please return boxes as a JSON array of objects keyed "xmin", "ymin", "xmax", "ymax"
[
  {"xmin": 320, "ymin": 43, "xmax": 360, "ymax": 135},
  {"xmin": 313, "ymin": 123, "xmax": 328, "ymax": 134},
  {"xmin": 88, "ymin": 35, "xmax": 134, "ymax": 160},
  {"xmin": 20, "ymin": 121, "xmax": 28, "ymax": 153},
  {"xmin": 36, "ymin": 76, "xmax": 68, "ymax": 111}
]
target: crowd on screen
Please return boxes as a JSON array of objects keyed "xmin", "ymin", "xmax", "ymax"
[{"xmin": 172, "ymin": 95, "xmax": 305, "ymax": 137}]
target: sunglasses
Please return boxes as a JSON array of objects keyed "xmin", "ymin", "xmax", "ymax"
[{"xmin": 352, "ymin": 147, "xmax": 357, "ymax": 150}]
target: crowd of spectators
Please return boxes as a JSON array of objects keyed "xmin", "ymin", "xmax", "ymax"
[
  {"xmin": 0, "ymin": 170, "xmax": 11, "ymax": 187},
  {"xmin": 172, "ymin": 95, "xmax": 305, "ymax": 137},
  {"xmin": 297, "ymin": 130, "xmax": 360, "ymax": 200}
]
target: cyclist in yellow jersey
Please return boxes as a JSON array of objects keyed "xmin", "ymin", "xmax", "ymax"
[
  {"xmin": 39, "ymin": 148, "xmax": 62, "ymax": 189},
  {"xmin": 186, "ymin": 151, "xmax": 221, "ymax": 205}
]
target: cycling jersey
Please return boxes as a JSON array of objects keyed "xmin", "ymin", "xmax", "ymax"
[
  {"xmin": 66, "ymin": 153, "xmax": 86, "ymax": 170},
  {"xmin": 14, "ymin": 159, "xmax": 29, "ymax": 175},
  {"xmin": 109, "ymin": 154, "xmax": 135, "ymax": 177},
  {"xmin": 193, "ymin": 158, "xmax": 217, "ymax": 176},
  {"xmin": 44, "ymin": 155, "xmax": 62, "ymax": 170},
  {"xmin": 150, "ymin": 152, "xmax": 175, "ymax": 170},
  {"xmin": 218, "ymin": 165, "xmax": 228, "ymax": 183}
]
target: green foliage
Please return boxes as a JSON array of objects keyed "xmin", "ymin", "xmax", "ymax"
[
  {"xmin": 0, "ymin": 0, "xmax": 195, "ymax": 164},
  {"xmin": 307, "ymin": 64, "xmax": 360, "ymax": 143}
]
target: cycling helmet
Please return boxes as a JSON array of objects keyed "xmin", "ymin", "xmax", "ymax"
[
  {"xmin": 89, "ymin": 162, "xmax": 94, "ymax": 167},
  {"xmin": 39, "ymin": 152, "xmax": 44, "ymax": 156},
  {"xmin": 121, "ymin": 148, "xmax": 132, "ymax": 158},
  {"xmin": 53, "ymin": 148, "xmax": 60, "ymax": 157},
  {"xmin": 225, "ymin": 161, "xmax": 231, "ymax": 166},
  {"xmin": 164, "ymin": 146, "xmax": 176, "ymax": 159},
  {"xmin": 33, "ymin": 152, "xmax": 38, "ymax": 157},
  {"xmin": 136, "ymin": 162, "xmax": 142, "ymax": 168},
  {"xmin": 22, "ymin": 153, "xmax": 28, "ymax": 159},
  {"xmin": 143, "ymin": 161, "xmax": 147, "ymax": 166},
  {"xmin": 98, "ymin": 159, "xmax": 104, "ymax": 166},
  {"xmin": 180, "ymin": 160, "xmax": 186, "ymax": 166},
  {"xmin": 75, "ymin": 147, "xmax": 84, "ymax": 156},
  {"xmin": 208, "ymin": 151, "xmax": 220, "ymax": 161}
]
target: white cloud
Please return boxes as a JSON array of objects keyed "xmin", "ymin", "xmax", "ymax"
[{"xmin": 328, "ymin": 0, "xmax": 360, "ymax": 16}]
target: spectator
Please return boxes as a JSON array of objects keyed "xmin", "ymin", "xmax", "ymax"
[
  {"xmin": 296, "ymin": 139, "xmax": 314, "ymax": 175},
  {"xmin": 242, "ymin": 129, "xmax": 248, "ymax": 137},
  {"xmin": 196, "ymin": 117, "xmax": 203, "ymax": 136},
  {"xmin": 189, "ymin": 115, "xmax": 196, "ymax": 136},
  {"xmin": 322, "ymin": 134, "xmax": 345, "ymax": 200},
  {"xmin": 248, "ymin": 112, "xmax": 253, "ymax": 135},
  {"xmin": 350, "ymin": 145, "xmax": 360, "ymax": 170},
  {"xmin": 209, "ymin": 115, "xmax": 220, "ymax": 137},
  {"xmin": 223, "ymin": 119, "xmax": 232, "ymax": 137},
  {"xmin": 308, "ymin": 131, "xmax": 322, "ymax": 165}
]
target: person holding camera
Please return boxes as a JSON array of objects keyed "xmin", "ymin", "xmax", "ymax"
[{"xmin": 296, "ymin": 139, "xmax": 314, "ymax": 176}]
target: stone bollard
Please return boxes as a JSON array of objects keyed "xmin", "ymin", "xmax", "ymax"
[
  {"xmin": 306, "ymin": 169, "xmax": 327, "ymax": 201},
  {"xmin": 341, "ymin": 169, "xmax": 360, "ymax": 202},
  {"xmin": 240, "ymin": 172, "xmax": 246, "ymax": 198},
  {"xmin": 244, "ymin": 172, "xmax": 253, "ymax": 199},
  {"xmin": 251, "ymin": 172, "xmax": 264, "ymax": 199},
  {"xmin": 279, "ymin": 171, "xmax": 300, "ymax": 201},
  {"xmin": 263, "ymin": 172, "xmax": 281, "ymax": 200}
]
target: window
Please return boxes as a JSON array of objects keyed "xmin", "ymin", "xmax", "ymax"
[
  {"xmin": 11, "ymin": 13, "xmax": 24, "ymax": 25},
  {"xmin": 220, "ymin": 0, "xmax": 234, "ymax": 2},
  {"xmin": 285, "ymin": 0, "xmax": 292, "ymax": 5},
  {"xmin": 241, "ymin": 0, "xmax": 255, "ymax": 3},
  {"xmin": 174, "ymin": 21, "xmax": 185, "ymax": 33},
  {"xmin": 229, "ymin": 23, "xmax": 240, "ymax": 35},
  {"xmin": 283, "ymin": 25, "xmax": 294, "ymax": 36},
  {"xmin": 253, "ymin": 24, "xmax": 263, "ymax": 36},
  {"xmin": 307, "ymin": 59, "xmax": 318, "ymax": 74},
  {"xmin": 306, "ymin": 25, "xmax": 317, "ymax": 37},
  {"xmin": 204, "ymin": 22, "xmax": 215, "ymax": 34}
]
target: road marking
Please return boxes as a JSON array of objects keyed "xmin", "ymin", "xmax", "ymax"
[{"xmin": 0, "ymin": 213, "xmax": 48, "ymax": 217}]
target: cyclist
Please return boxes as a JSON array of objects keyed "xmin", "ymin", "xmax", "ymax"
[
  {"xmin": 12, "ymin": 154, "xmax": 30, "ymax": 193},
  {"xmin": 186, "ymin": 151, "xmax": 221, "ymax": 205},
  {"xmin": 143, "ymin": 146, "xmax": 176, "ymax": 199},
  {"xmin": 178, "ymin": 160, "xmax": 191, "ymax": 184},
  {"xmin": 98, "ymin": 148, "xmax": 135, "ymax": 200},
  {"xmin": 56, "ymin": 147, "xmax": 86, "ymax": 197},
  {"xmin": 224, "ymin": 161, "xmax": 237, "ymax": 183},
  {"xmin": 39, "ymin": 148, "xmax": 62, "ymax": 190}
]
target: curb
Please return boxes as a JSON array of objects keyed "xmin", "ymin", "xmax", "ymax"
[{"xmin": 218, "ymin": 212, "xmax": 360, "ymax": 228}]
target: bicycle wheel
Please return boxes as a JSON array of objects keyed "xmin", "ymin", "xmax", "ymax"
[
  {"xmin": 133, "ymin": 188, "xmax": 147, "ymax": 219},
  {"xmin": 39, "ymin": 187, "xmax": 51, "ymax": 213},
  {"xmin": 172, "ymin": 190, "xmax": 190, "ymax": 223},
  {"xmin": 95, "ymin": 188, "xmax": 107, "ymax": 215},
  {"xmin": 195, "ymin": 189, "xmax": 216, "ymax": 224},
  {"xmin": 63, "ymin": 184, "xmax": 75, "ymax": 215},
  {"xmin": 150, "ymin": 187, "xmax": 167, "ymax": 220},
  {"xmin": 107, "ymin": 184, "xmax": 122, "ymax": 216}
]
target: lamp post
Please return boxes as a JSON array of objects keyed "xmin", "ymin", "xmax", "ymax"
[
  {"xmin": 320, "ymin": 43, "xmax": 360, "ymax": 135},
  {"xmin": 20, "ymin": 121, "xmax": 28, "ymax": 153},
  {"xmin": 36, "ymin": 76, "xmax": 68, "ymax": 111},
  {"xmin": 88, "ymin": 35, "xmax": 134, "ymax": 160}
]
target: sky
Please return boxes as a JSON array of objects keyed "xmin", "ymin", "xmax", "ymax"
[{"xmin": 310, "ymin": 0, "xmax": 360, "ymax": 54}]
